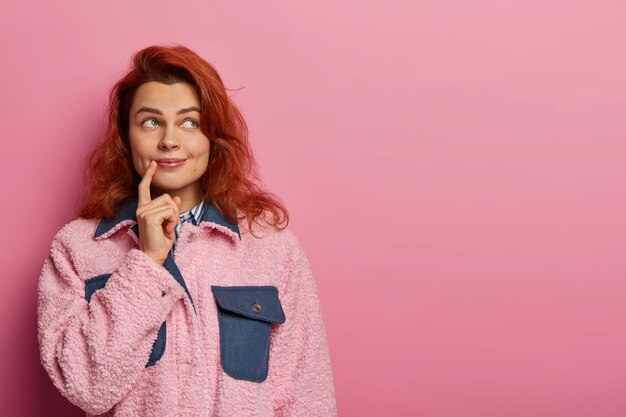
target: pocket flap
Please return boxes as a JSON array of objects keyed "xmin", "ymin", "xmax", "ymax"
[{"xmin": 211, "ymin": 286, "xmax": 286, "ymax": 324}]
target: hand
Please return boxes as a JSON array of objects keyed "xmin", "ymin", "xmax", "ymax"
[{"xmin": 136, "ymin": 160, "xmax": 182, "ymax": 265}]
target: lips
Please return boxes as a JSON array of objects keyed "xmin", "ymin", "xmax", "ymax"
[{"xmin": 154, "ymin": 158, "xmax": 187, "ymax": 169}]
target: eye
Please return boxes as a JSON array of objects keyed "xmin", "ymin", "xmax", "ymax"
[
  {"xmin": 181, "ymin": 119, "xmax": 199, "ymax": 128},
  {"xmin": 141, "ymin": 118, "xmax": 159, "ymax": 128}
]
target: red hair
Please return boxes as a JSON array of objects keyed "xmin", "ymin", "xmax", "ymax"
[{"xmin": 77, "ymin": 44, "xmax": 288, "ymax": 234}]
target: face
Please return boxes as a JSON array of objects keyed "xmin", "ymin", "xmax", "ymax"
[{"xmin": 128, "ymin": 81, "xmax": 210, "ymax": 203}]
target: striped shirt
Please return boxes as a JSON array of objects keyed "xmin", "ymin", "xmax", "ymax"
[{"xmin": 173, "ymin": 200, "xmax": 206, "ymax": 250}]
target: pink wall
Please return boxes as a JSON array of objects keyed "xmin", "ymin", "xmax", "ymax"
[{"xmin": 1, "ymin": 1, "xmax": 625, "ymax": 415}]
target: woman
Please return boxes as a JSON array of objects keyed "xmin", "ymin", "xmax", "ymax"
[{"xmin": 37, "ymin": 45, "xmax": 337, "ymax": 416}]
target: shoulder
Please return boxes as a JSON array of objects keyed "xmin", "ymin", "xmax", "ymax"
[
  {"xmin": 50, "ymin": 217, "xmax": 100, "ymax": 250},
  {"xmin": 233, "ymin": 215, "xmax": 312, "ymax": 271},
  {"xmin": 239, "ymin": 220, "xmax": 302, "ymax": 254}
]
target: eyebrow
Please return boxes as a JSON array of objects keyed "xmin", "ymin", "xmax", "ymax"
[{"xmin": 134, "ymin": 106, "xmax": 201, "ymax": 116}]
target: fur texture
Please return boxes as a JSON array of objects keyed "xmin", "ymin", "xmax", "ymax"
[{"xmin": 38, "ymin": 217, "xmax": 337, "ymax": 416}]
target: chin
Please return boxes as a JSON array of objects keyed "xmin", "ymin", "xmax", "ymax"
[{"xmin": 151, "ymin": 180, "xmax": 189, "ymax": 192}]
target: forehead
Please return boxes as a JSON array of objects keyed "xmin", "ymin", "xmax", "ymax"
[{"xmin": 131, "ymin": 81, "xmax": 200, "ymax": 111}]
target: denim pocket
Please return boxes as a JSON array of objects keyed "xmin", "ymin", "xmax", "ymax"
[
  {"xmin": 211, "ymin": 286, "xmax": 286, "ymax": 383},
  {"xmin": 85, "ymin": 274, "xmax": 166, "ymax": 367}
]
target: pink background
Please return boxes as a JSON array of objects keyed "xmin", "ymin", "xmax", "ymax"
[{"xmin": 1, "ymin": 1, "xmax": 625, "ymax": 416}]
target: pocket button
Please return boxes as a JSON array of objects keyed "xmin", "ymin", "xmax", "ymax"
[{"xmin": 252, "ymin": 303, "xmax": 262, "ymax": 313}]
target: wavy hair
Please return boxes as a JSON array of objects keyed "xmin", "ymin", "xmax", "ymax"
[{"xmin": 77, "ymin": 44, "xmax": 288, "ymax": 234}]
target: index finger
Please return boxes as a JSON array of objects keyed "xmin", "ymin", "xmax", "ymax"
[{"xmin": 138, "ymin": 160, "xmax": 157, "ymax": 206}]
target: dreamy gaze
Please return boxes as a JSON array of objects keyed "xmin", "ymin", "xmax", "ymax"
[
  {"xmin": 142, "ymin": 118, "xmax": 159, "ymax": 128},
  {"xmin": 181, "ymin": 119, "xmax": 199, "ymax": 128}
]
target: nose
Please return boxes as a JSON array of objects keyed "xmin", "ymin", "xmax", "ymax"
[{"xmin": 158, "ymin": 126, "xmax": 181, "ymax": 151}]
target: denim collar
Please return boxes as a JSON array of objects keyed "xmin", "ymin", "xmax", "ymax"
[{"xmin": 94, "ymin": 195, "xmax": 241, "ymax": 241}]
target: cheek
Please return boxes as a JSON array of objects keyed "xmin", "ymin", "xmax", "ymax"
[
  {"xmin": 190, "ymin": 140, "xmax": 211, "ymax": 160},
  {"xmin": 130, "ymin": 154, "xmax": 143, "ymax": 176},
  {"xmin": 193, "ymin": 144, "xmax": 211, "ymax": 174},
  {"xmin": 128, "ymin": 139, "xmax": 150, "ymax": 175}
]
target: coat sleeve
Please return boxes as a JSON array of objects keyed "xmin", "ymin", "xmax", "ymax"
[
  {"xmin": 269, "ymin": 234, "xmax": 338, "ymax": 417},
  {"xmin": 37, "ymin": 226, "xmax": 186, "ymax": 415}
]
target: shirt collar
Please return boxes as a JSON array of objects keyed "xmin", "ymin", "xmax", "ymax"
[
  {"xmin": 180, "ymin": 200, "xmax": 204, "ymax": 226},
  {"xmin": 94, "ymin": 195, "xmax": 241, "ymax": 241}
]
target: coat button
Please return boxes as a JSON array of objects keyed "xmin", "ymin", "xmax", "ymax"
[{"xmin": 252, "ymin": 303, "xmax": 262, "ymax": 313}]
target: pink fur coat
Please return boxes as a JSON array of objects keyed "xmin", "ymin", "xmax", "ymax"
[{"xmin": 37, "ymin": 205, "xmax": 337, "ymax": 417}]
